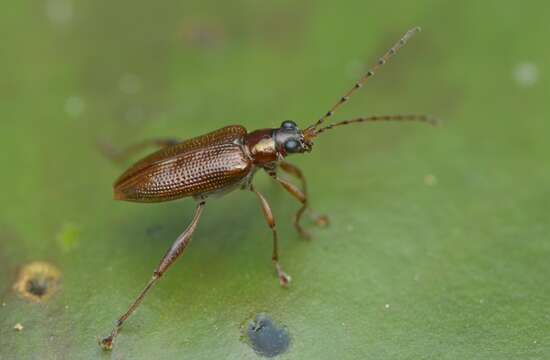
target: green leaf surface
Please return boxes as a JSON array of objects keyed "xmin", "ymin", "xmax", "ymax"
[{"xmin": 1, "ymin": 1, "xmax": 549, "ymax": 359}]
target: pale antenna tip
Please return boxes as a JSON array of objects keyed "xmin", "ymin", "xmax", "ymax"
[{"xmin": 414, "ymin": 26, "xmax": 422, "ymax": 33}]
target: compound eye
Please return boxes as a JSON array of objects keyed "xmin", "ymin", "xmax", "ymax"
[
  {"xmin": 281, "ymin": 120, "xmax": 297, "ymax": 130},
  {"xmin": 284, "ymin": 139, "xmax": 301, "ymax": 153}
]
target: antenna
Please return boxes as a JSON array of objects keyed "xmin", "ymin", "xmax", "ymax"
[
  {"xmin": 306, "ymin": 27, "xmax": 421, "ymax": 131},
  {"xmin": 313, "ymin": 114, "xmax": 438, "ymax": 136}
]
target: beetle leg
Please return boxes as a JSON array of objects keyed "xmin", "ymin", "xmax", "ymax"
[
  {"xmin": 100, "ymin": 138, "xmax": 180, "ymax": 163},
  {"xmin": 267, "ymin": 166, "xmax": 328, "ymax": 240},
  {"xmin": 99, "ymin": 201, "xmax": 205, "ymax": 351},
  {"xmin": 251, "ymin": 185, "xmax": 291, "ymax": 288},
  {"xmin": 278, "ymin": 162, "xmax": 330, "ymax": 231}
]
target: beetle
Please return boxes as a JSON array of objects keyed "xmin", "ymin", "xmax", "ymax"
[{"xmin": 100, "ymin": 27, "xmax": 437, "ymax": 350}]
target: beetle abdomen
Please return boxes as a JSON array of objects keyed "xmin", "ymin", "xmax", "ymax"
[{"xmin": 114, "ymin": 142, "xmax": 252, "ymax": 202}]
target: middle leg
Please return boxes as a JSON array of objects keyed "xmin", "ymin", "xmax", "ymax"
[
  {"xmin": 271, "ymin": 162, "xmax": 329, "ymax": 239},
  {"xmin": 250, "ymin": 185, "xmax": 291, "ymax": 287}
]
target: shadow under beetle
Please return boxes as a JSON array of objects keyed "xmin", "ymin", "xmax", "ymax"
[{"xmin": 100, "ymin": 27, "xmax": 437, "ymax": 350}]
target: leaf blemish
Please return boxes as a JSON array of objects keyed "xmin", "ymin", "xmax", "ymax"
[
  {"xmin": 13, "ymin": 261, "xmax": 61, "ymax": 303},
  {"xmin": 56, "ymin": 223, "xmax": 81, "ymax": 252},
  {"xmin": 246, "ymin": 313, "xmax": 290, "ymax": 358}
]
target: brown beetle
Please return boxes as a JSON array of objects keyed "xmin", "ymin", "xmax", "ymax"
[{"xmin": 100, "ymin": 27, "xmax": 437, "ymax": 350}]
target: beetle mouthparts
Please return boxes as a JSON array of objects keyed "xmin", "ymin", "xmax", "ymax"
[{"xmin": 302, "ymin": 127, "xmax": 317, "ymax": 142}]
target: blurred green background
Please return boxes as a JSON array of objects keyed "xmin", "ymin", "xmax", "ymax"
[{"xmin": 1, "ymin": 1, "xmax": 549, "ymax": 359}]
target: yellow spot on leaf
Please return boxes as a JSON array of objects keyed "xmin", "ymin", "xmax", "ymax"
[
  {"xmin": 56, "ymin": 223, "xmax": 81, "ymax": 252},
  {"xmin": 13, "ymin": 261, "xmax": 61, "ymax": 303}
]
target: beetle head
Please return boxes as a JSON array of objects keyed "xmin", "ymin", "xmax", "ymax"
[
  {"xmin": 274, "ymin": 120, "xmax": 313, "ymax": 156},
  {"xmin": 245, "ymin": 121, "xmax": 313, "ymax": 166}
]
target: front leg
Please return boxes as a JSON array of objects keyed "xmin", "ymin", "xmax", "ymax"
[{"xmin": 267, "ymin": 163, "xmax": 329, "ymax": 240}]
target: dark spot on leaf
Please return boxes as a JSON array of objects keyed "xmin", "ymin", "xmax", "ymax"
[
  {"xmin": 246, "ymin": 313, "xmax": 290, "ymax": 358},
  {"xmin": 13, "ymin": 262, "xmax": 61, "ymax": 303},
  {"xmin": 26, "ymin": 278, "xmax": 48, "ymax": 297}
]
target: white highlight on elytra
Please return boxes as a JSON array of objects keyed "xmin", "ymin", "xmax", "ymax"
[
  {"xmin": 64, "ymin": 96, "xmax": 85, "ymax": 117},
  {"xmin": 514, "ymin": 62, "xmax": 539, "ymax": 87},
  {"xmin": 46, "ymin": 0, "xmax": 74, "ymax": 25}
]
